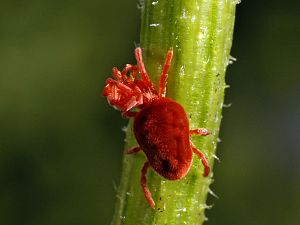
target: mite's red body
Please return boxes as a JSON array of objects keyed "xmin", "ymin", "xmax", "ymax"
[
  {"xmin": 103, "ymin": 47, "xmax": 210, "ymax": 208},
  {"xmin": 134, "ymin": 98, "xmax": 192, "ymax": 180}
]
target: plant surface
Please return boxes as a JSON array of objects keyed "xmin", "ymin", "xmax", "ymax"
[{"xmin": 111, "ymin": 0, "xmax": 237, "ymax": 224}]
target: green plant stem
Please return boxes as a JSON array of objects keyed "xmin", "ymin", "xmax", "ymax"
[{"xmin": 112, "ymin": 0, "xmax": 237, "ymax": 224}]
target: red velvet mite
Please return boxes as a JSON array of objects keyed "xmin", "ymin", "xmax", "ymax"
[{"xmin": 103, "ymin": 47, "xmax": 210, "ymax": 208}]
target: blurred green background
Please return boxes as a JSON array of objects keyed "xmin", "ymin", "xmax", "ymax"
[{"xmin": 0, "ymin": 0, "xmax": 299, "ymax": 224}]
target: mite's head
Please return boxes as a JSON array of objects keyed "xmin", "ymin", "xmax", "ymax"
[{"xmin": 102, "ymin": 47, "xmax": 165, "ymax": 114}]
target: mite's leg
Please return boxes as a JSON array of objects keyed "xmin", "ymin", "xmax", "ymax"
[
  {"xmin": 190, "ymin": 141, "xmax": 210, "ymax": 177},
  {"xmin": 121, "ymin": 96, "xmax": 139, "ymax": 112},
  {"xmin": 127, "ymin": 146, "xmax": 141, "ymax": 154},
  {"xmin": 134, "ymin": 48, "xmax": 155, "ymax": 90},
  {"xmin": 190, "ymin": 128, "xmax": 210, "ymax": 136},
  {"xmin": 106, "ymin": 78, "xmax": 133, "ymax": 94},
  {"xmin": 159, "ymin": 49, "xmax": 173, "ymax": 98},
  {"xmin": 112, "ymin": 67, "xmax": 122, "ymax": 81},
  {"xmin": 121, "ymin": 64, "xmax": 138, "ymax": 82},
  {"xmin": 141, "ymin": 161, "xmax": 155, "ymax": 208}
]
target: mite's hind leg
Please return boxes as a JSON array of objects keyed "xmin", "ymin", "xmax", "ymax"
[
  {"xmin": 141, "ymin": 161, "xmax": 155, "ymax": 208},
  {"xmin": 190, "ymin": 141, "xmax": 210, "ymax": 177},
  {"xmin": 127, "ymin": 146, "xmax": 141, "ymax": 154}
]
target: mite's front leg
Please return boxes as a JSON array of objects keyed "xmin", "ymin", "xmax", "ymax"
[
  {"xmin": 121, "ymin": 64, "xmax": 138, "ymax": 81},
  {"xmin": 159, "ymin": 48, "xmax": 173, "ymax": 98}
]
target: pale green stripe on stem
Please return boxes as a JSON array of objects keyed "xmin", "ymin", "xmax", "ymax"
[{"xmin": 112, "ymin": 0, "xmax": 237, "ymax": 224}]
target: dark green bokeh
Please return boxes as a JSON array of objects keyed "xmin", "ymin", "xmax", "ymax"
[{"xmin": 0, "ymin": 1, "xmax": 299, "ymax": 225}]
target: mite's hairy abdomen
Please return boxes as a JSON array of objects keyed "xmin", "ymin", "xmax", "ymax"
[{"xmin": 133, "ymin": 98, "xmax": 193, "ymax": 180}]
